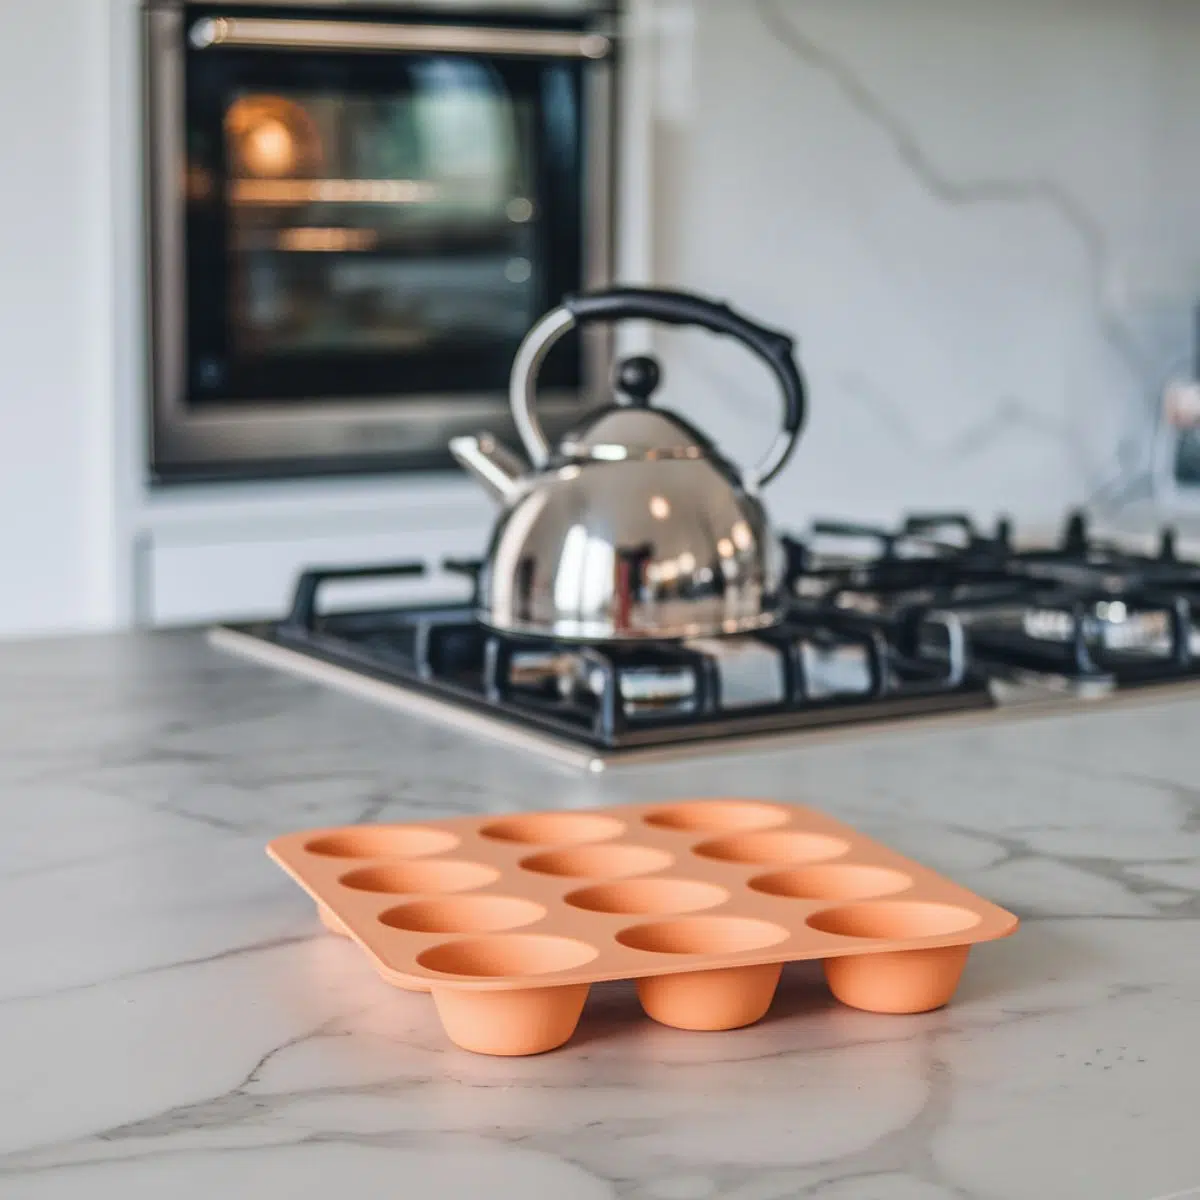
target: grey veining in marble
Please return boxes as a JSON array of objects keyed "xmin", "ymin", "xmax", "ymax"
[
  {"xmin": 3, "ymin": 630, "xmax": 1200, "ymax": 1199},
  {"xmin": 754, "ymin": 0, "xmax": 1151, "ymax": 399},
  {"xmin": 649, "ymin": 0, "xmax": 1200, "ymax": 529}
]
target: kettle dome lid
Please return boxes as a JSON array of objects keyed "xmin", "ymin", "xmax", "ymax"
[{"xmin": 559, "ymin": 406, "xmax": 710, "ymax": 462}]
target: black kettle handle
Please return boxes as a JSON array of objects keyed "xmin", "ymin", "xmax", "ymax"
[
  {"xmin": 508, "ymin": 286, "xmax": 807, "ymax": 487},
  {"xmin": 562, "ymin": 287, "xmax": 806, "ymax": 487}
]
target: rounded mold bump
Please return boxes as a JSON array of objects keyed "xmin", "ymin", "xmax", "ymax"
[
  {"xmin": 431, "ymin": 982, "xmax": 591, "ymax": 1055},
  {"xmin": 616, "ymin": 915, "xmax": 790, "ymax": 956},
  {"xmin": 642, "ymin": 800, "xmax": 791, "ymax": 834},
  {"xmin": 417, "ymin": 933, "xmax": 599, "ymax": 979},
  {"xmin": 519, "ymin": 843, "xmax": 674, "ymax": 880},
  {"xmin": 565, "ymin": 877, "xmax": 728, "ymax": 917},
  {"xmin": 750, "ymin": 864, "xmax": 912, "ymax": 903},
  {"xmin": 479, "ymin": 811, "xmax": 625, "ymax": 846},
  {"xmin": 693, "ymin": 830, "xmax": 849, "ymax": 867},
  {"xmin": 824, "ymin": 944, "xmax": 971, "ymax": 1014},
  {"xmin": 338, "ymin": 860, "xmax": 499, "ymax": 895},
  {"xmin": 637, "ymin": 962, "xmax": 782, "ymax": 1031},
  {"xmin": 806, "ymin": 900, "xmax": 982, "ymax": 941},
  {"xmin": 379, "ymin": 895, "xmax": 546, "ymax": 936},
  {"xmin": 305, "ymin": 826, "xmax": 458, "ymax": 860}
]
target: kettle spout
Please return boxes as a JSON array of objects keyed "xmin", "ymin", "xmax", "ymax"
[{"xmin": 449, "ymin": 434, "xmax": 527, "ymax": 505}]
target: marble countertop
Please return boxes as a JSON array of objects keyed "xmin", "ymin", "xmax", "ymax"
[{"xmin": 3, "ymin": 632, "xmax": 1200, "ymax": 1200}]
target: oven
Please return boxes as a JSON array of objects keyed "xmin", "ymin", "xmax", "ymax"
[{"xmin": 143, "ymin": 1, "xmax": 616, "ymax": 482}]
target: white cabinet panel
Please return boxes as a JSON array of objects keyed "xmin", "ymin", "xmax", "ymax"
[{"xmin": 146, "ymin": 524, "xmax": 484, "ymax": 627}]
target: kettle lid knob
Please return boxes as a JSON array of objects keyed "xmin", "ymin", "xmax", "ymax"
[{"xmin": 613, "ymin": 355, "xmax": 662, "ymax": 407}]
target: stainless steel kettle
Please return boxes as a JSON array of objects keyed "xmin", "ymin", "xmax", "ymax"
[{"xmin": 450, "ymin": 287, "xmax": 806, "ymax": 641}]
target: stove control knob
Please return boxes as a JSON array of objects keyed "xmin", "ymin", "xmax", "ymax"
[{"xmin": 1160, "ymin": 526, "xmax": 1178, "ymax": 562}]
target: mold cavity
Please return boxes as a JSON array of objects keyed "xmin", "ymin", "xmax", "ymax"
[
  {"xmin": 616, "ymin": 916, "xmax": 789, "ymax": 956},
  {"xmin": 520, "ymin": 843, "xmax": 673, "ymax": 880},
  {"xmin": 417, "ymin": 934, "xmax": 598, "ymax": 978},
  {"xmin": 380, "ymin": 895, "xmax": 545, "ymax": 935},
  {"xmin": 339, "ymin": 860, "xmax": 499, "ymax": 895},
  {"xmin": 643, "ymin": 800, "xmax": 790, "ymax": 834},
  {"xmin": 305, "ymin": 826, "xmax": 458, "ymax": 859},
  {"xmin": 565, "ymin": 878, "xmax": 728, "ymax": 916},
  {"xmin": 807, "ymin": 901, "xmax": 982, "ymax": 940},
  {"xmin": 479, "ymin": 811, "xmax": 625, "ymax": 846},
  {"xmin": 750, "ymin": 864, "xmax": 912, "ymax": 902},
  {"xmin": 694, "ymin": 831, "xmax": 849, "ymax": 866}
]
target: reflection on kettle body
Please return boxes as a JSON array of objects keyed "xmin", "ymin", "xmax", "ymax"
[
  {"xmin": 614, "ymin": 544, "xmax": 655, "ymax": 634},
  {"xmin": 552, "ymin": 525, "xmax": 617, "ymax": 624},
  {"xmin": 487, "ymin": 488, "xmax": 550, "ymax": 621},
  {"xmin": 514, "ymin": 558, "xmax": 537, "ymax": 624}
]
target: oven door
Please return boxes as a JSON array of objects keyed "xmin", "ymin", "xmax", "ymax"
[{"xmin": 145, "ymin": 6, "xmax": 614, "ymax": 482}]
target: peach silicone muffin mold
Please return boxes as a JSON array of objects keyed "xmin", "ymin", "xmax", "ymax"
[{"xmin": 269, "ymin": 799, "xmax": 1018, "ymax": 1054}]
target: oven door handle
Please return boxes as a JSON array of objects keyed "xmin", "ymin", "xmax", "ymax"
[{"xmin": 189, "ymin": 16, "xmax": 613, "ymax": 60}]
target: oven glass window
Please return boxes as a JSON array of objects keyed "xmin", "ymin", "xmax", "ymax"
[
  {"xmin": 226, "ymin": 74, "xmax": 537, "ymax": 358},
  {"xmin": 185, "ymin": 45, "xmax": 584, "ymax": 403}
]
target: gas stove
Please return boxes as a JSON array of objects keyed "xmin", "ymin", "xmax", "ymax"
[{"xmin": 212, "ymin": 511, "xmax": 1200, "ymax": 770}]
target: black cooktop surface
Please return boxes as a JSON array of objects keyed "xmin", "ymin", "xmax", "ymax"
[{"xmin": 218, "ymin": 511, "xmax": 1199, "ymax": 757}]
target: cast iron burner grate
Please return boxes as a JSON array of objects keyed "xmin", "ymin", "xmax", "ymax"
[
  {"xmin": 787, "ymin": 511, "xmax": 1200, "ymax": 687},
  {"xmin": 219, "ymin": 559, "xmax": 992, "ymax": 756}
]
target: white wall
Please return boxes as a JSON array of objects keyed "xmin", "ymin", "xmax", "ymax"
[
  {"xmin": 644, "ymin": 0, "xmax": 1200, "ymax": 532},
  {"xmin": 0, "ymin": 1, "xmax": 118, "ymax": 636}
]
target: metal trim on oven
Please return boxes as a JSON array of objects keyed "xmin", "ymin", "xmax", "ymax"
[
  {"xmin": 188, "ymin": 15, "xmax": 612, "ymax": 58},
  {"xmin": 142, "ymin": 3, "xmax": 617, "ymax": 482},
  {"xmin": 144, "ymin": 3, "xmax": 188, "ymax": 477},
  {"xmin": 145, "ymin": 0, "xmax": 611, "ymax": 11},
  {"xmin": 149, "ymin": 389, "xmax": 592, "ymax": 464}
]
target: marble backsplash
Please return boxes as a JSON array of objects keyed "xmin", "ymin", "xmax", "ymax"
[{"xmin": 641, "ymin": 0, "xmax": 1200, "ymax": 531}]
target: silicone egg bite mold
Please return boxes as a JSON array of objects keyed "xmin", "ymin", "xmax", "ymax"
[{"xmin": 268, "ymin": 800, "xmax": 1018, "ymax": 1055}]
